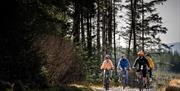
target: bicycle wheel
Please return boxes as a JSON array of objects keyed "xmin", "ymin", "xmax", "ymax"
[
  {"xmin": 122, "ymin": 70, "xmax": 126, "ymax": 89},
  {"xmin": 104, "ymin": 77, "xmax": 109, "ymax": 90},
  {"xmin": 104, "ymin": 70, "xmax": 109, "ymax": 91},
  {"xmin": 138, "ymin": 72, "xmax": 144, "ymax": 91}
]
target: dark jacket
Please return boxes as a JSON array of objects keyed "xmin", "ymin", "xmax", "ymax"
[{"xmin": 133, "ymin": 56, "xmax": 150, "ymax": 70}]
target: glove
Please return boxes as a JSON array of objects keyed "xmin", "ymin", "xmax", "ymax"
[
  {"xmin": 120, "ymin": 68, "xmax": 122, "ymax": 70},
  {"xmin": 132, "ymin": 66, "xmax": 136, "ymax": 69}
]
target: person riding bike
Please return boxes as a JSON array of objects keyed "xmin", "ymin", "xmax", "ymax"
[
  {"xmin": 133, "ymin": 50, "xmax": 150, "ymax": 88},
  {"xmin": 117, "ymin": 53, "xmax": 130, "ymax": 87},
  {"xmin": 100, "ymin": 55, "xmax": 114, "ymax": 90},
  {"xmin": 146, "ymin": 54, "xmax": 154, "ymax": 82}
]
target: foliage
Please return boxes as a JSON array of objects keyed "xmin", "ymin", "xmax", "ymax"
[
  {"xmin": 1, "ymin": 0, "xmax": 73, "ymax": 89},
  {"xmin": 1, "ymin": 0, "xmax": 50, "ymax": 89},
  {"xmin": 34, "ymin": 35, "xmax": 86, "ymax": 85},
  {"xmin": 121, "ymin": 0, "xmax": 167, "ymax": 50},
  {"xmin": 169, "ymin": 51, "xmax": 180, "ymax": 73}
]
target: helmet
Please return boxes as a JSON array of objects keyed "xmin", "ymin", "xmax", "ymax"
[
  {"xmin": 137, "ymin": 50, "xmax": 144, "ymax": 56},
  {"xmin": 121, "ymin": 54, "xmax": 126, "ymax": 58},
  {"xmin": 105, "ymin": 55, "xmax": 110, "ymax": 59}
]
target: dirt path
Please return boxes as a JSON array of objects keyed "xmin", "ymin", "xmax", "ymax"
[{"xmin": 91, "ymin": 86, "xmax": 155, "ymax": 91}]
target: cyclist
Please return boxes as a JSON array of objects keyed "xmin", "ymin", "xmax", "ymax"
[
  {"xmin": 117, "ymin": 53, "xmax": 131, "ymax": 87},
  {"xmin": 100, "ymin": 55, "xmax": 114, "ymax": 90},
  {"xmin": 133, "ymin": 50, "xmax": 150, "ymax": 87},
  {"xmin": 146, "ymin": 54, "xmax": 154, "ymax": 82},
  {"xmin": 101, "ymin": 54, "xmax": 114, "ymax": 70}
]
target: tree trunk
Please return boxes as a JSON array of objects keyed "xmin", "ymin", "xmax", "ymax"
[
  {"xmin": 127, "ymin": 0, "xmax": 134, "ymax": 63},
  {"xmin": 87, "ymin": 13, "xmax": 92, "ymax": 57},
  {"xmin": 97, "ymin": 0, "xmax": 101, "ymax": 61},
  {"xmin": 102, "ymin": 0, "xmax": 108, "ymax": 57},
  {"xmin": 107, "ymin": 0, "xmax": 113, "ymax": 54},
  {"xmin": 113, "ymin": 0, "xmax": 117, "ymax": 82},
  {"xmin": 141, "ymin": 0, "xmax": 144, "ymax": 51},
  {"xmin": 81, "ymin": 11, "xmax": 85, "ymax": 48},
  {"xmin": 73, "ymin": 2, "xmax": 80, "ymax": 44},
  {"xmin": 133, "ymin": 0, "xmax": 137, "ymax": 56}
]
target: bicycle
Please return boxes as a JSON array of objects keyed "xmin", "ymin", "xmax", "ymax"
[
  {"xmin": 119, "ymin": 67, "xmax": 128, "ymax": 89},
  {"xmin": 146, "ymin": 69, "xmax": 153, "ymax": 89},
  {"xmin": 103, "ymin": 69, "xmax": 110, "ymax": 91},
  {"xmin": 134, "ymin": 65, "xmax": 145, "ymax": 91}
]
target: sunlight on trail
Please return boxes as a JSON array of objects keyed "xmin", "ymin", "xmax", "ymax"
[
  {"xmin": 169, "ymin": 79, "xmax": 180, "ymax": 87},
  {"xmin": 165, "ymin": 79, "xmax": 180, "ymax": 91},
  {"xmin": 91, "ymin": 86, "xmax": 155, "ymax": 91},
  {"xmin": 69, "ymin": 84, "xmax": 86, "ymax": 88}
]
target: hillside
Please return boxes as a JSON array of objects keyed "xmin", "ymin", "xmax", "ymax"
[{"xmin": 168, "ymin": 42, "xmax": 180, "ymax": 54}]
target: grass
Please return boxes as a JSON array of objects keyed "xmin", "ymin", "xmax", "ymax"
[{"xmin": 153, "ymin": 70, "xmax": 180, "ymax": 91}]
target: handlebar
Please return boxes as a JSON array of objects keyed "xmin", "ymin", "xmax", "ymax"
[
  {"xmin": 119, "ymin": 67, "xmax": 131, "ymax": 71},
  {"xmin": 101, "ymin": 68, "xmax": 114, "ymax": 71}
]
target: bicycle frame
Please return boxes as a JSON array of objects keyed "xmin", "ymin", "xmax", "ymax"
[
  {"xmin": 135, "ymin": 65, "xmax": 144, "ymax": 91},
  {"xmin": 121, "ymin": 68, "xmax": 128, "ymax": 89},
  {"xmin": 138, "ymin": 69, "xmax": 144, "ymax": 91},
  {"xmin": 103, "ymin": 69, "xmax": 110, "ymax": 91}
]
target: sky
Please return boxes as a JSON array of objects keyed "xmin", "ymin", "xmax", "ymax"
[
  {"xmin": 117, "ymin": 0, "xmax": 180, "ymax": 47},
  {"xmin": 156, "ymin": 0, "xmax": 180, "ymax": 44}
]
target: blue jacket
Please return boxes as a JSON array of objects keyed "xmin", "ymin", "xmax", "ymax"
[{"xmin": 118, "ymin": 58, "xmax": 129, "ymax": 69}]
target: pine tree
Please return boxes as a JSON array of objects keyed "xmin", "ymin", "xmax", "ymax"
[{"xmin": 122, "ymin": 0, "xmax": 167, "ymax": 56}]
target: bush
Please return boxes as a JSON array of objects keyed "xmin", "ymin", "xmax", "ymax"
[{"xmin": 35, "ymin": 35, "xmax": 85, "ymax": 85}]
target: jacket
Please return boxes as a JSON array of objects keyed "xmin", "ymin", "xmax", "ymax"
[
  {"xmin": 101, "ymin": 59, "xmax": 114, "ymax": 70},
  {"xmin": 133, "ymin": 56, "xmax": 150, "ymax": 70},
  {"xmin": 118, "ymin": 58, "xmax": 129, "ymax": 69}
]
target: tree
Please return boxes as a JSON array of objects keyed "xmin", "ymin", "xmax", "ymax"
[
  {"xmin": 136, "ymin": 0, "xmax": 167, "ymax": 50},
  {"xmin": 0, "ymin": 0, "xmax": 87, "ymax": 88},
  {"xmin": 122, "ymin": 0, "xmax": 167, "ymax": 59},
  {"xmin": 97, "ymin": 0, "xmax": 101, "ymax": 61},
  {"xmin": 72, "ymin": 1, "xmax": 81, "ymax": 44},
  {"xmin": 113, "ymin": 0, "xmax": 118, "ymax": 81}
]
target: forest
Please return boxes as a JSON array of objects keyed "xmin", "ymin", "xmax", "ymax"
[{"xmin": 0, "ymin": 0, "xmax": 180, "ymax": 91}]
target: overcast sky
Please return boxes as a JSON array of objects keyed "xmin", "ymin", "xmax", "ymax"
[
  {"xmin": 156, "ymin": 0, "xmax": 180, "ymax": 44},
  {"xmin": 117, "ymin": 0, "xmax": 180, "ymax": 47}
]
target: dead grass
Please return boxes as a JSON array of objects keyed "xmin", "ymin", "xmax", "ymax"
[{"xmin": 154, "ymin": 71, "xmax": 180, "ymax": 91}]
